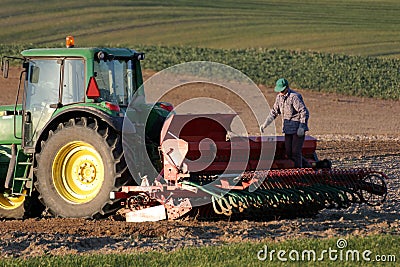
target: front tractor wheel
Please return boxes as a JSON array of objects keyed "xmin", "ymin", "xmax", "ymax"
[
  {"xmin": 35, "ymin": 118, "xmax": 127, "ymax": 218},
  {"xmin": 0, "ymin": 193, "xmax": 25, "ymax": 219}
]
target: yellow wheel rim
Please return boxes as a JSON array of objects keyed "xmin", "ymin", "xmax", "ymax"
[
  {"xmin": 52, "ymin": 141, "xmax": 104, "ymax": 204},
  {"xmin": 0, "ymin": 191, "xmax": 25, "ymax": 210}
]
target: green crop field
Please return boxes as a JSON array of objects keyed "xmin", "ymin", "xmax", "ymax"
[
  {"xmin": 2, "ymin": 43, "xmax": 399, "ymax": 99},
  {"xmin": 0, "ymin": 235, "xmax": 398, "ymax": 267},
  {"xmin": 1, "ymin": 0, "xmax": 400, "ymax": 99},
  {"xmin": 1, "ymin": 0, "xmax": 400, "ymax": 58}
]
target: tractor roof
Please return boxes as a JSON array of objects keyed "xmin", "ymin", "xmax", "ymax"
[{"xmin": 21, "ymin": 47, "xmax": 139, "ymax": 59}]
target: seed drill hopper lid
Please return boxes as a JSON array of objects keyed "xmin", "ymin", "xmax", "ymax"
[{"xmin": 160, "ymin": 113, "xmax": 237, "ymax": 143}]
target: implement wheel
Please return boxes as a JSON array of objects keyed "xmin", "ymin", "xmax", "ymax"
[{"xmin": 35, "ymin": 117, "xmax": 128, "ymax": 218}]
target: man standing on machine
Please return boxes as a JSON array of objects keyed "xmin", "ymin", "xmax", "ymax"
[{"xmin": 260, "ymin": 78, "xmax": 310, "ymax": 168}]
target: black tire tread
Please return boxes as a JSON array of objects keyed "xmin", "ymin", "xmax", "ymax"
[
  {"xmin": 0, "ymin": 204, "xmax": 24, "ymax": 219},
  {"xmin": 34, "ymin": 116, "xmax": 129, "ymax": 218}
]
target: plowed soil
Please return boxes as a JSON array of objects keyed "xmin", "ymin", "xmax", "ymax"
[{"xmin": 0, "ymin": 67, "xmax": 399, "ymax": 258}]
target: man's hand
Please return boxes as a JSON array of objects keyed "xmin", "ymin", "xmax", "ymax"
[
  {"xmin": 297, "ymin": 127, "xmax": 305, "ymax": 137},
  {"xmin": 261, "ymin": 117, "xmax": 274, "ymax": 134}
]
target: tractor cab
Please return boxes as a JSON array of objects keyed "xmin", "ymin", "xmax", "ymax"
[{"xmin": 19, "ymin": 39, "xmax": 145, "ymax": 149}]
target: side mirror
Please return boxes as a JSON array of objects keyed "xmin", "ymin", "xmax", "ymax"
[
  {"xmin": 30, "ymin": 66, "xmax": 40, "ymax": 84},
  {"xmin": 1, "ymin": 59, "xmax": 9, "ymax": 78}
]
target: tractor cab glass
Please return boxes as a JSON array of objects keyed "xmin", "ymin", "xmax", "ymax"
[
  {"xmin": 24, "ymin": 58, "xmax": 85, "ymax": 145},
  {"xmin": 25, "ymin": 59, "xmax": 60, "ymax": 144},
  {"xmin": 62, "ymin": 59, "xmax": 85, "ymax": 104},
  {"xmin": 93, "ymin": 59, "xmax": 135, "ymax": 106}
]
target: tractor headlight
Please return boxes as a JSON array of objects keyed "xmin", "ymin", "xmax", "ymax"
[
  {"xmin": 97, "ymin": 51, "xmax": 105, "ymax": 60},
  {"xmin": 135, "ymin": 53, "xmax": 145, "ymax": 60}
]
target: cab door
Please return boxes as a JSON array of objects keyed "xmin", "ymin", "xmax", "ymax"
[
  {"xmin": 23, "ymin": 58, "xmax": 85, "ymax": 148},
  {"xmin": 23, "ymin": 59, "xmax": 60, "ymax": 147}
]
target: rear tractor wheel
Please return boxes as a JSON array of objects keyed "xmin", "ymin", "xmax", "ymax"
[{"xmin": 35, "ymin": 117, "xmax": 128, "ymax": 218}]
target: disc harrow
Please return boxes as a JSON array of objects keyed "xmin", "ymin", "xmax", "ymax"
[{"xmin": 179, "ymin": 168, "xmax": 388, "ymax": 219}]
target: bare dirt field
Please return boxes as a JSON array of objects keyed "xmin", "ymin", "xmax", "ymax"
[{"xmin": 0, "ymin": 67, "xmax": 399, "ymax": 258}]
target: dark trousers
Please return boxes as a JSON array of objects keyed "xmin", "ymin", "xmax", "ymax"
[{"xmin": 285, "ymin": 134, "xmax": 305, "ymax": 168}]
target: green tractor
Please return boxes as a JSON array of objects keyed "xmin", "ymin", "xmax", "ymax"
[{"xmin": 0, "ymin": 37, "xmax": 170, "ymax": 219}]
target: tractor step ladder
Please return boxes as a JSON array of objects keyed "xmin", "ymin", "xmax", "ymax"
[{"xmin": 11, "ymin": 150, "xmax": 34, "ymax": 196}]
